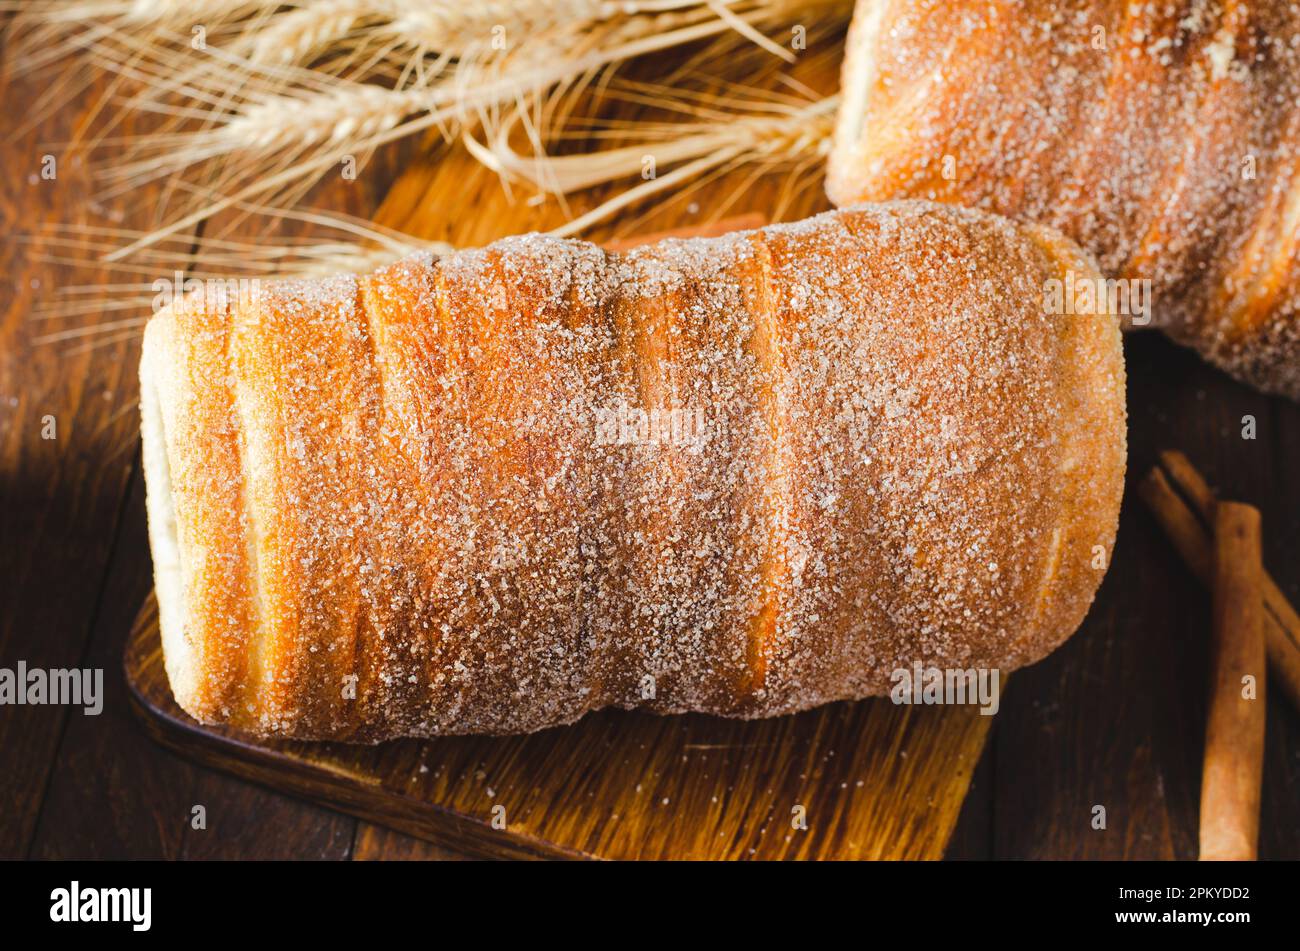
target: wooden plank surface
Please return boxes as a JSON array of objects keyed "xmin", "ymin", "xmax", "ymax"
[
  {"xmin": 125, "ymin": 591, "xmax": 992, "ymax": 860},
  {"xmin": 111, "ymin": 41, "xmax": 1012, "ymax": 860},
  {"xmin": 2, "ymin": 47, "xmax": 404, "ymax": 862},
  {"xmin": 0, "ymin": 54, "xmax": 189, "ymax": 858},
  {"xmin": 951, "ymin": 333, "xmax": 1300, "ymax": 860},
  {"xmin": 2, "ymin": 19, "xmax": 1297, "ymax": 861}
]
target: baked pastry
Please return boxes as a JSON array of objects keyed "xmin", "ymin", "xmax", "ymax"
[
  {"xmin": 140, "ymin": 201, "xmax": 1126, "ymax": 741},
  {"xmin": 829, "ymin": 0, "xmax": 1300, "ymax": 398}
]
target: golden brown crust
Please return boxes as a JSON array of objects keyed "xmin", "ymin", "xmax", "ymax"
[
  {"xmin": 828, "ymin": 0, "xmax": 1300, "ymax": 398},
  {"xmin": 140, "ymin": 201, "xmax": 1126, "ymax": 740}
]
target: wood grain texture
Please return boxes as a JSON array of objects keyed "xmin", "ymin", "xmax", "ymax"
[
  {"xmin": 8, "ymin": 42, "xmax": 412, "ymax": 860},
  {"xmin": 975, "ymin": 333, "xmax": 1300, "ymax": 860},
  {"xmin": 6, "ymin": 21, "xmax": 1297, "ymax": 861},
  {"xmin": 125, "ymin": 592, "xmax": 992, "ymax": 860},
  {"xmin": 117, "ymin": 44, "xmax": 1010, "ymax": 858},
  {"xmin": 0, "ymin": 58, "xmax": 187, "ymax": 859},
  {"xmin": 154, "ymin": 108, "xmax": 418, "ymax": 863},
  {"xmin": 27, "ymin": 467, "xmax": 194, "ymax": 859},
  {"xmin": 351, "ymin": 823, "xmax": 468, "ymax": 861}
]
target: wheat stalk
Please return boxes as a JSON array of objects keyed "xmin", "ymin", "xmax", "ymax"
[
  {"xmin": 28, "ymin": 86, "xmax": 835, "ymax": 341},
  {"xmin": 162, "ymin": 0, "xmax": 813, "ymax": 149},
  {"xmin": 12, "ymin": 0, "xmax": 846, "ymax": 344},
  {"xmin": 475, "ymin": 95, "xmax": 836, "ymax": 194},
  {"xmin": 242, "ymin": 0, "xmax": 645, "ymax": 67},
  {"xmin": 4, "ymin": 0, "xmax": 269, "ymax": 67},
  {"xmin": 245, "ymin": 0, "xmax": 373, "ymax": 66},
  {"xmin": 68, "ymin": 0, "xmax": 847, "ymax": 259}
]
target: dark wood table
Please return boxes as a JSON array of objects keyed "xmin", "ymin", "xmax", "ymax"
[{"xmin": 2, "ymin": 51, "xmax": 1296, "ymax": 862}]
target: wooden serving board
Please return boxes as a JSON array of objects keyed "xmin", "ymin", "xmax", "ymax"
[
  {"xmin": 123, "ymin": 45, "xmax": 997, "ymax": 859},
  {"xmin": 126, "ymin": 594, "xmax": 991, "ymax": 859}
]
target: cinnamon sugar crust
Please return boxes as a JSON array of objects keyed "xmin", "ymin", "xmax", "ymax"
[
  {"xmin": 140, "ymin": 202, "xmax": 1126, "ymax": 740},
  {"xmin": 829, "ymin": 0, "xmax": 1300, "ymax": 398}
]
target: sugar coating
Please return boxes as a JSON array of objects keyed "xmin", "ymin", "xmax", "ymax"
[
  {"xmin": 142, "ymin": 200, "xmax": 1126, "ymax": 741},
  {"xmin": 829, "ymin": 0, "xmax": 1300, "ymax": 398}
]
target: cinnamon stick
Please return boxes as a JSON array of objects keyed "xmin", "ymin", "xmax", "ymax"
[
  {"xmin": 1199, "ymin": 503, "xmax": 1266, "ymax": 861},
  {"xmin": 602, "ymin": 213, "xmax": 766, "ymax": 251},
  {"xmin": 1138, "ymin": 451, "xmax": 1300, "ymax": 711}
]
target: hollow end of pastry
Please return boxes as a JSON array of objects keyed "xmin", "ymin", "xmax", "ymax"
[
  {"xmin": 139, "ymin": 316, "xmax": 200, "ymax": 715},
  {"xmin": 826, "ymin": 0, "xmax": 886, "ymax": 206},
  {"xmin": 1018, "ymin": 223, "xmax": 1128, "ymax": 668}
]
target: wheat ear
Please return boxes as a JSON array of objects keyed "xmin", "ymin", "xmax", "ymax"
[{"xmin": 92, "ymin": 0, "xmax": 848, "ymax": 259}]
